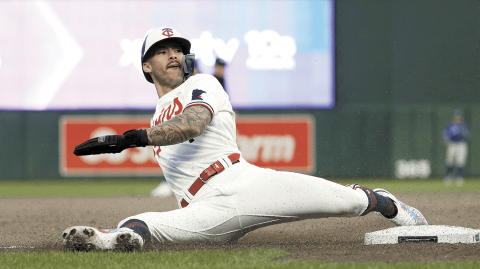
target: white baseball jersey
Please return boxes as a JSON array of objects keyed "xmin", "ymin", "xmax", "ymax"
[{"xmin": 149, "ymin": 74, "xmax": 241, "ymax": 200}]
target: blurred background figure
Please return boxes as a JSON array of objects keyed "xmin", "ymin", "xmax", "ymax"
[
  {"xmin": 442, "ymin": 110, "xmax": 471, "ymax": 186},
  {"xmin": 150, "ymin": 180, "xmax": 173, "ymax": 198},
  {"xmin": 213, "ymin": 58, "xmax": 226, "ymax": 91},
  {"xmin": 212, "ymin": 57, "xmax": 239, "ymax": 117}
]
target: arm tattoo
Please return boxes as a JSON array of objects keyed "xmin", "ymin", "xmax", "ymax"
[{"xmin": 147, "ymin": 105, "xmax": 212, "ymax": 146}]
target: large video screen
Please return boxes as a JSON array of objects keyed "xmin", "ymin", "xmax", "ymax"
[{"xmin": 0, "ymin": 0, "xmax": 334, "ymax": 110}]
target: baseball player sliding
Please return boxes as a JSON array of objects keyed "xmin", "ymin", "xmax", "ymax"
[{"xmin": 62, "ymin": 28, "xmax": 428, "ymax": 251}]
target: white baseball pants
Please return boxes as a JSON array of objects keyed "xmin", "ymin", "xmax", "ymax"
[
  {"xmin": 118, "ymin": 161, "xmax": 369, "ymax": 244},
  {"xmin": 446, "ymin": 141, "xmax": 468, "ymax": 167}
]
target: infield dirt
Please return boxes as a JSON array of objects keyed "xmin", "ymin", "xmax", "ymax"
[{"xmin": 1, "ymin": 192, "xmax": 480, "ymax": 262}]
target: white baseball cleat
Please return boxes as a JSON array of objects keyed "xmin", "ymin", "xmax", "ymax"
[
  {"xmin": 373, "ymin": 189, "xmax": 428, "ymax": 226},
  {"xmin": 150, "ymin": 181, "xmax": 173, "ymax": 198},
  {"xmin": 62, "ymin": 226, "xmax": 143, "ymax": 251}
]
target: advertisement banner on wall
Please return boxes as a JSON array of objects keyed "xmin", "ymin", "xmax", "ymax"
[
  {"xmin": 236, "ymin": 115, "xmax": 315, "ymax": 173},
  {"xmin": 60, "ymin": 115, "xmax": 161, "ymax": 176},
  {"xmin": 60, "ymin": 114, "xmax": 315, "ymax": 176}
]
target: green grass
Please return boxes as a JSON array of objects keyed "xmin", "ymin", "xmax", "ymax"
[
  {"xmin": 0, "ymin": 179, "xmax": 160, "ymax": 197},
  {"xmin": 1, "ymin": 249, "xmax": 479, "ymax": 269},
  {"xmin": 0, "ymin": 178, "xmax": 479, "ymax": 197}
]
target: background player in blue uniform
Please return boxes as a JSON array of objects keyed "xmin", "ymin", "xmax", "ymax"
[{"xmin": 442, "ymin": 110, "xmax": 471, "ymax": 186}]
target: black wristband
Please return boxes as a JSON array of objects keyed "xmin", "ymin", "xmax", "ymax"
[{"xmin": 123, "ymin": 129, "xmax": 149, "ymax": 148}]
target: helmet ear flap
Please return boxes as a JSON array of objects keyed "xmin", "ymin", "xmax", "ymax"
[{"xmin": 183, "ymin": 54, "xmax": 195, "ymax": 75}]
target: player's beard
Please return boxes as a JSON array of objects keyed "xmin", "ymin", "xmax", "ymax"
[{"xmin": 153, "ymin": 68, "xmax": 184, "ymax": 89}]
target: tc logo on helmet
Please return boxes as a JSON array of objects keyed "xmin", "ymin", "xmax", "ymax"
[{"xmin": 162, "ymin": 28, "xmax": 174, "ymax": 37}]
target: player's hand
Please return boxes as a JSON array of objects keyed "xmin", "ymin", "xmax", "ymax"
[{"xmin": 73, "ymin": 129, "xmax": 149, "ymax": 156}]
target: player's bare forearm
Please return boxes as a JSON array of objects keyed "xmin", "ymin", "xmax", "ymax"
[{"xmin": 147, "ymin": 105, "xmax": 212, "ymax": 146}]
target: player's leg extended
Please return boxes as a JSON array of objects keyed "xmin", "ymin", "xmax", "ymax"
[
  {"xmin": 229, "ymin": 164, "xmax": 370, "ymax": 219},
  {"xmin": 63, "ymin": 182, "xmax": 244, "ymax": 249},
  {"xmin": 227, "ymin": 162, "xmax": 427, "ymax": 228},
  {"xmin": 63, "ymin": 194, "xmax": 243, "ymax": 248},
  {"xmin": 117, "ymin": 188, "xmax": 244, "ymax": 244}
]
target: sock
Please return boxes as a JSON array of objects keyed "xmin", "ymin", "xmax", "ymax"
[
  {"xmin": 457, "ymin": 167, "xmax": 464, "ymax": 178},
  {"xmin": 357, "ymin": 186, "xmax": 397, "ymax": 218},
  {"xmin": 120, "ymin": 219, "xmax": 152, "ymax": 244},
  {"xmin": 446, "ymin": 166, "xmax": 454, "ymax": 177}
]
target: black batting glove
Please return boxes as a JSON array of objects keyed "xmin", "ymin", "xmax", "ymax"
[{"xmin": 123, "ymin": 129, "xmax": 149, "ymax": 148}]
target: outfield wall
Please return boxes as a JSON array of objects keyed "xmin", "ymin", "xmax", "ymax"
[
  {"xmin": 0, "ymin": 105, "xmax": 479, "ymax": 180},
  {"xmin": 0, "ymin": 0, "xmax": 479, "ymax": 180}
]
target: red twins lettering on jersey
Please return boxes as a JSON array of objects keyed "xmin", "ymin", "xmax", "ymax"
[
  {"xmin": 153, "ymin": 97, "xmax": 183, "ymax": 126},
  {"xmin": 152, "ymin": 97, "xmax": 183, "ymax": 158},
  {"xmin": 153, "ymin": 146, "xmax": 162, "ymax": 159}
]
